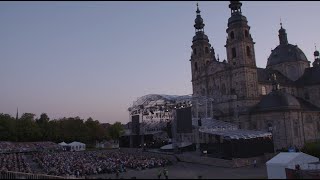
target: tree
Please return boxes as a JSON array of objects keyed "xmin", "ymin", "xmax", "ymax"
[
  {"xmin": 36, "ymin": 113, "xmax": 50, "ymax": 140},
  {"xmin": 107, "ymin": 122, "xmax": 124, "ymax": 141},
  {"xmin": 37, "ymin": 113, "xmax": 50, "ymax": 124},
  {"xmin": 17, "ymin": 113, "xmax": 42, "ymax": 141},
  {"xmin": 0, "ymin": 114, "xmax": 16, "ymax": 141}
]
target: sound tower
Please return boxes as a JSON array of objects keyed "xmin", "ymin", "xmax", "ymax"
[
  {"xmin": 176, "ymin": 107, "xmax": 192, "ymax": 133},
  {"xmin": 131, "ymin": 115, "xmax": 140, "ymax": 135}
]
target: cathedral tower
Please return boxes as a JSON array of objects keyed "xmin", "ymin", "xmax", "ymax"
[
  {"xmin": 190, "ymin": 3, "xmax": 216, "ymax": 97},
  {"xmin": 225, "ymin": 1, "xmax": 256, "ymax": 67},
  {"xmin": 225, "ymin": 1, "xmax": 259, "ymax": 99}
]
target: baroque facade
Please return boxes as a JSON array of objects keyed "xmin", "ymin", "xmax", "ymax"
[{"xmin": 191, "ymin": 1, "xmax": 320, "ymax": 150}]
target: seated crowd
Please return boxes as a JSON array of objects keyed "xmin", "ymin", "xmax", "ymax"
[
  {"xmin": 0, "ymin": 141, "xmax": 61, "ymax": 154},
  {"xmin": 0, "ymin": 153, "xmax": 32, "ymax": 173},
  {"xmin": 32, "ymin": 150, "xmax": 172, "ymax": 177}
]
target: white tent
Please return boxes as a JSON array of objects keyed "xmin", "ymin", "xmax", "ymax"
[
  {"xmin": 68, "ymin": 141, "xmax": 86, "ymax": 151},
  {"xmin": 58, "ymin": 142, "xmax": 68, "ymax": 146},
  {"xmin": 266, "ymin": 152, "xmax": 319, "ymax": 179}
]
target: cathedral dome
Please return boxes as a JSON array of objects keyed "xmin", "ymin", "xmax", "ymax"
[
  {"xmin": 267, "ymin": 44, "xmax": 308, "ymax": 67},
  {"xmin": 254, "ymin": 90, "xmax": 300, "ymax": 112}
]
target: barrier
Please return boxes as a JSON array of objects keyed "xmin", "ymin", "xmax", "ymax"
[{"xmin": 0, "ymin": 171, "xmax": 82, "ymax": 179}]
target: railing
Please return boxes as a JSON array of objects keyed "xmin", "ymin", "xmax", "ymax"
[{"xmin": 0, "ymin": 171, "xmax": 82, "ymax": 179}]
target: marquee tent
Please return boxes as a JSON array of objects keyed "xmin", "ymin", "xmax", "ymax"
[
  {"xmin": 58, "ymin": 142, "xmax": 68, "ymax": 146},
  {"xmin": 68, "ymin": 141, "xmax": 86, "ymax": 151},
  {"xmin": 266, "ymin": 152, "xmax": 319, "ymax": 179}
]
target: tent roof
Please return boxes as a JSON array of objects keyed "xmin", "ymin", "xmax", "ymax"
[
  {"xmin": 58, "ymin": 142, "xmax": 68, "ymax": 146},
  {"xmin": 69, "ymin": 141, "xmax": 85, "ymax": 146},
  {"xmin": 160, "ymin": 142, "xmax": 192, "ymax": 150},
  {"xmin": 266, "ymin": 152, "xmax": 318, "ymax": 165}
]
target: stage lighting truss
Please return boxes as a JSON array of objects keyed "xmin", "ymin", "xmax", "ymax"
[{"xmin": 128, "ymin": 94, "xmax": 215, "ymax": 116}]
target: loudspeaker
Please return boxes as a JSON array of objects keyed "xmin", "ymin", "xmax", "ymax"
[{"xmin": 131, "ymin": 115, "xmax": 140, "ymax": 135}]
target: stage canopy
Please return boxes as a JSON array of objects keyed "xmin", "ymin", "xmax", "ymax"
[
  {"xmin": 129, "ymin": 94, "xmax": 192, "ymax": 111},
  {"xmin": 195, "ymin": 118, "xmax": 271, "ymax": 139},
  {"xmin": 160, "ymin": 142, "xmax": 193, "ymax": 150}
]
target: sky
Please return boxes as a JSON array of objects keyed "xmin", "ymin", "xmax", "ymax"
[{"xmin": 0, "ymin": 1, "xmax": 319, "ymax": 124}]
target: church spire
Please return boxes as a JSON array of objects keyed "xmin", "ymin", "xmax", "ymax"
[
  {"xmin": 16, "ymin": 107, "xmax": 19, "ymax": 120},
  {"xmin": 229, "ymin": 1, "xmax": 242, "ymax": 16},
  {"xmin": 278, "ymin": 21, "xmax": 288, "ymax": 45},
  {"xmin": 194, "ymin": 3, "xmax": 205, "ymax": 32}
]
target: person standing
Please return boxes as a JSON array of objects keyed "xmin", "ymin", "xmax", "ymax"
[
  {"xmin": 163, "ymin": 168, "xmax": 168, "ymax": 179},
  {"xmin": 253, "ymin": 159, "xmax": 257, "ymax": 168},
  {"xmin": 116, "ymin": 170, "xmax": 119, "ymax": 179},
  {"xmin": 157, "ymin": 169, "xmax": 162, "ymax": 179}
]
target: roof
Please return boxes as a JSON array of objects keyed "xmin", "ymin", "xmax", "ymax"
[
  {"xmin": 295, "ymin": 67, "xmax": 320, "ymax": 86},
  {"xmin": 228, "ymin": 13, "xmax": 247, "ymax": 26},
  {"xmin": 266, "ymin": 152, "xmax": 319, "ymax": 165},
  {"xmin": 257, "ymin": 68, "xmax": 294, "ymax": 85},
  {"xmin": 68, "ymin": 141, "xmax": 85, "ymax": 146},
  {"xmin": 199, "ymin": 128, "xmax": 271, "ymax": 140},
  {"xmin": 267, "ymin": 44, "xmax": 308, "ymax": 67},
  {"xmin": 252, "ymin": 90, "xmax": 301, "ymax": 112},
  {"xmin": 296, "ymin": 97, "xmax": 320, "ymax": 111},
  {"xmin": 58, "ymin": 142, "xmax": 68, "ymax": 146},
  {"xmin": 160, "ymin": 142, "xmax": 193, "ymax": 150},
  {"xmin": 194, "ymin": 118, "xmax": 271, "ymax": 139},
  {"xmin": 193, "ymin": 31, "xmax": 209, "ymax": 42},
  {"xmin": 130, "ymin": 94, "xmax": 192, "ymax": 110},
  {"xmin": 193, "ymin": 118, "xmax": 238, "ymax": 131}
]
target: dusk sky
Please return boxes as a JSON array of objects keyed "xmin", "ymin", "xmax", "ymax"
[{"xmin": 1, "ymin": 1, "xmax": 319, "ymax": 124}]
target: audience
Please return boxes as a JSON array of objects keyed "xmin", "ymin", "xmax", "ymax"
[
  {"xmin": 32, "ymin": 150, "xmax": 171, "ymax": 177},
  {"xmin": 0, "ymin": 153, "xmax": 32, "ymax": 173},
  {"xmin": 0, "ymin": 141, "xmax": 172, "ymax": 177}
]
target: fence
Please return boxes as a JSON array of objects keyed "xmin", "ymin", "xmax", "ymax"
[{"xmin": 0, "ymin": 171, "xmax": 81, "ymax": 179}]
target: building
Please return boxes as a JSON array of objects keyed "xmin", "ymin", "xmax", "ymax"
[{"xmin": 190, "ymin": 1, "xmax": 320, "ymax": 150}]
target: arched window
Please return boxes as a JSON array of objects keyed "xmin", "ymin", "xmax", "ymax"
[
  {"xmin": 205, "ymin": 47, "xmax": 209, "ymax": 54},
  {"xmin": 245, "ymin": 30, "xmax": 249, "ymax": 38},
  {"xmin": 294, "ymin": 121, "xmax": 299, "ymax": 137},
  {"xmin": 230, "ymin": 31, "xmax": 235, "ymax": 39},
  {"xmin": 221, "ymin": 84, "xmax": 226, "ymax": 95},
  {"xmin": 246, "ymin": 46, "xmax": 251, "ymax": 57},
  {"xmin": 262, "ymin": 86, "xmax": 266, "ymax": 95},
  {"xmin": 232, "ymin": 48, "xmax": 237, "ymax": 58},
  {"xmin": 194, "ymin": 62, "xmax": 198, "ymax": 71}
]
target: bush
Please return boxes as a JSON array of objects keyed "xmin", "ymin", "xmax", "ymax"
[{"xmin": 301, "ymin": 141, "xmax": 320, "ymax": 158}]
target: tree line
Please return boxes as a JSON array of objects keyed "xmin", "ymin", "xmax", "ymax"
[{"xmin": 0, "ymin": 113, "xmax": 124, "ymax": 146}]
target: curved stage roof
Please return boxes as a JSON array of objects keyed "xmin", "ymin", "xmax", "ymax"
[{"xmin": 131, "ymin": 94, "xmax": 192, "ymax": 109}]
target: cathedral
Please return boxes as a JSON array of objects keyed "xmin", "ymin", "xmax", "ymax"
[{"xmin": 191, "ymin": 1, "xmax": 320, "ymax": 150}]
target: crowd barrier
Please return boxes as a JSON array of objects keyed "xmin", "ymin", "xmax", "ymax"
[{"xmin": 0, "ymin": 171, "xmax": 82, "ymax": 179}]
